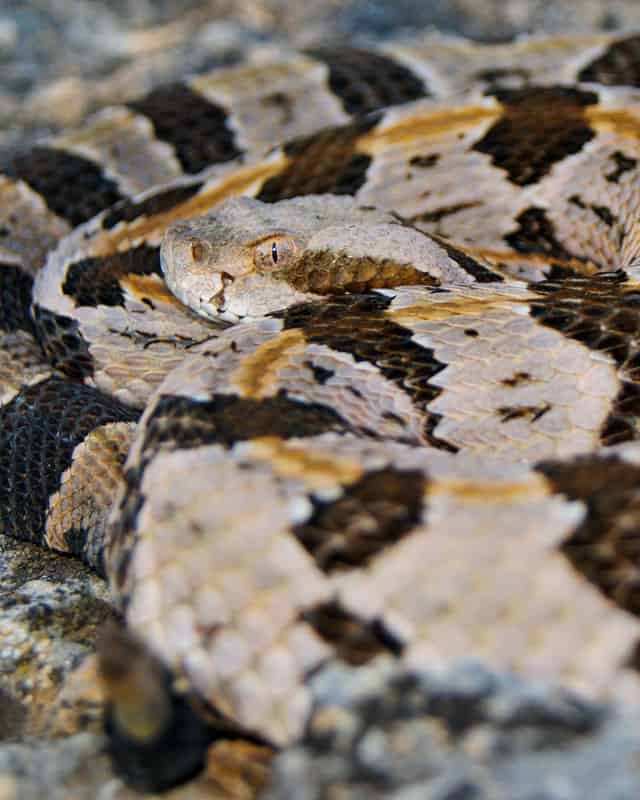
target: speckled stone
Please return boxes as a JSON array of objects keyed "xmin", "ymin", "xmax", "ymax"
[
  {"xmin": 0, "ymin": 534, "xmax": 114, "ymax": 739},
  {"xmin": 263, "ymin": 660, "xmax": 640, "ymax": 800}
]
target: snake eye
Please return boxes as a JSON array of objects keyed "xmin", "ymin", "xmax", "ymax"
[{"xmin": 253, "ymin": 235, "xmax": 300, "ymax": 271}]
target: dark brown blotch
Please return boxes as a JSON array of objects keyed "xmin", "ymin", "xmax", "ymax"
[
  {"xmin": 578, "ymin": 35, "xmax": 640, "ymax": 87},
  {"xmin": 304, "ymin": 361, "xmax": 334, "ymax": 385},
  {"xmin": 605, "ymin": 151, "xmax": 637, "ymax": 183},
  {"xmin": 410, "ymin": 201, "xmax": 481, "ymax": 225},
  {"xmin": 307, "ymin": 47, "xmax": 429, "ymax": 115},
  {"xmin": 128, "ymin": 84, "xmax": 242, "ymax": 174},
  {"xmin": 277, "ymin": 293, "xmax": 457, "ymax": 451},
  {"xmin": 537, "ymin": 454, "xmax": 640, "ymax": 618},
  {"xmin": 569, "ymin": 195, "xmax": 617, "ymax": 227},
  {"xmin": 4, "ymin": 147, "xmax": 123, "ymax": 226},
  {"xmin": 409, "ymin": 154, "xmax": 440, "ymax": 168},
  {"xmin": 143, "ymin": 393, "xmax": 356, "ymax": 451},
  {"xmin": 501, "ymin": 371, "xmax": 533, "ymax": 387},
  {"xmin": 432, "ymin": 236, "xmax": 504, "ymax": 283},
  {"xmin": 301, "ymin": 601, "xmax": 404, "ymax": 665},
  {"xmin": 62, "ymin": 244, "xmax": 161, "ymax": 308},
  {"xmin": 601, "ymin": 382, "xmax": 640, "ymax": 446},
  {"xmin": 294, "ymin": 467, "xmax": 426, "ymax": 572},
  {"xmin": 497, "ymin": 403, "xmax": 550, "ymax": 422},
  {"xmin": 505, "ymin": 207, "xmax": 586, "ymax": 266},
  {"xmin": 591, "ymin": 205, "xmax": 616, "ymax": 227},
  {"xmin": 473, "ymin": 87, "xmax": 598, "ymax": 186},
  {"xmin": 257, "ymin": 116, "xmax": 378, "ymax": 202}
]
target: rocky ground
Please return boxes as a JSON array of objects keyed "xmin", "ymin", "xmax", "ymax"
[{"xmin": 2, "ymin": 1, "xmax": 640, "ymax": 798}]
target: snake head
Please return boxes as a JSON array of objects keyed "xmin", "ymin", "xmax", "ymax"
[
  {"xmin": 160, "ymin": 195, "xmax": 456, "ymax": 322},
  {"xmin": 160, "ymin": 196, "xmax": 326, "ymax": 321}
]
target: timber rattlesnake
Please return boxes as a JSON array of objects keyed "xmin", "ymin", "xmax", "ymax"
[{"xmin": 3, "ymin": 31, "xmax": 640, "ymax": 790}]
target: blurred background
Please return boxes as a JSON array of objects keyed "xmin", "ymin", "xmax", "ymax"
[{"xmin": 1, "ymin": 0, "xmax": 639, "ymax": 148}]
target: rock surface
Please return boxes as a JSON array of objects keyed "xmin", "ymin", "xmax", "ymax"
[{"xmin": 265, "ymin": 660, "xmax": 640, "ymax": 800}]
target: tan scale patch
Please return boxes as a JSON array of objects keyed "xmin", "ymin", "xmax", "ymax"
[
  {"xmin": 118, "ymin": 429, "xmax": 640, "ymax": 745},
  {"xmin": 192, "ymin": 53, "xmax": 351, "ymax": 154},
  {"xmin": 51, "ymin": 107, "xmax": 183, "ymax": 195},
  {"xmin": 14, "ymin": 32, "xmax": 640, "ymax": 755},
  {"xmin": 245, "ymin": 436, "xmax": 363, "ymax": 489},
  {"xmin": 229, "ymin": 328, "xmax": 307, "ymax": 398},
  {"xmin": 354, "ymin": 100, "xmax": 533, "ymax": 268},
  {"xmin": 389, "ymin": 292, "xmax": 532, "ymax": 325},
  {"xmin": 529, "ymin": 110, "xmax": 640, "ymax": 271},
  {"xmin": 359, "ymin": 102, "xmax": 500, "ymax": 150},
  {"xmin": 388, "ymin": 284, "xmax": 622, "ymax": 460},
  {"xmin": 277, "ymin": 344, "xmax": 429, "ymax": 443},
  {"xmin": 122, "ymin": 445, "xmax": 334, "ymax": 745},
  {"xmin": 587, "ymin": 107, "xmax": 640, "ymax": 139},
  {"xmin": 333, "ymin": 465, "xmax": 640, "ymax": 705},
  {"xmin": 426, "ymin": 473, "xmax": 550, "ymax": 503},
  {"xmin": 121, "ymin": 272, "xmax": 187, "ymax": 309},
  {"xmin": 0, "ymin": 176, "xmax": 70, "ymax": 275},
  {"xmin": 45, "ymin": 421, "xmax": 135, "ymax": 554}
]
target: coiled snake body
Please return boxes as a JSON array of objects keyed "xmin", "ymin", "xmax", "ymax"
[{"xmin": 4, "ymin": 31, "xmax": 640, "ymax": 790}]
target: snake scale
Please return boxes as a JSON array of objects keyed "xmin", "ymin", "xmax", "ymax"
[{"xmin": 4, "ymin": 30, "xmax": 640, "ymax": 791}]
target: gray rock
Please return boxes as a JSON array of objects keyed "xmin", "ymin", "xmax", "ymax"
[
  {"xmin": 264, "ymin": 660, "xmax": 640, "ymax": 800},
  {"xmin": 0, "ymin": 534, "xmax": 114, "ymax": 741},
  {"xmin": 0, "ymin": 734, "xmax": 112, "ymax": 800}
]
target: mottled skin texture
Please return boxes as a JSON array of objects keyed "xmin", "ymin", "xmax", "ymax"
[{"xmin": 5, "ymin": 31, "xmax": 640, "ymax": 792}]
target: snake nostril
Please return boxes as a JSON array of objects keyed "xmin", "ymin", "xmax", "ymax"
[{"xmin": 190, "ymin": 241, "xmax": 205, "ymax": 262}]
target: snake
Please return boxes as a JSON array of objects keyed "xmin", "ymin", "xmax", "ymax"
[{"xmin": 4, "ymin": 30, "xmax": 640, "ymax": 792}]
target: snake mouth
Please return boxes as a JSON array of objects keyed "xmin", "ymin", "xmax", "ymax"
[{"xmin": 206, "ymin": 271, "xmax": 234, "ymax": 313}]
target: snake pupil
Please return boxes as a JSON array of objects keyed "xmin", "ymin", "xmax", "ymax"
[{"xmin": 272, "ymin": 242, "xmax": 278, "ymax": 263}]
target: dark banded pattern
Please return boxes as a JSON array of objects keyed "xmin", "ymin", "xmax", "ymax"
[
  {"xmin": 529, "ymin": 273, "xmax": 640, "ymax": 445},
  {"xmin": 301, "ymin": 600, "xmax": 405, "ymax": 664},
  {"xmin": 257, "ymin": 116, "xmax": 379, "ymax": 202},
  {"xmin": 62, "ymin": 244, "xmax": 162, "ymax": 308},
  {"xmin": 307, "ymin": 47, "xmax": 430, "ymax": 115},
  {"xmin": 578, "ymin": 35, "xmax": 640, "ymax": 87},
  {"xmin": 537, "ymin": 453, "xmax": 640, "ymax": 616},
  {"xmin": 474, "ymin": 87, "xmax": 598, "ymax": 186},
  {"xmin": 278, "ymin": 294, "xmax": 456, "ymax": 451},
  {"xmin": 127, "ymin": 85, "xmax": 242, "ymax": 174},
  {"xmin": 0, "ymin": 377, "xmax": 137, "ymax": 551},
  {"xmin": 293, "ymin": 467, "xmax": 426, "ymax": 572},
  {"xmin": 4, "ymin": 147, "xmax": 123, "ymax": 226},
  {"xmin": 102, "ymin": 182, "xmax": 205, "ymax": 230},
  {"xmin": 0, "ymin": 263, "xmax": 35, "ymax": 334}
]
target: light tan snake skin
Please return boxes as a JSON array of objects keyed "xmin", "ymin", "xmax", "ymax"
[{"xmin": 5, "ymin": 31, "xmax": 640, "ymax": 777}]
